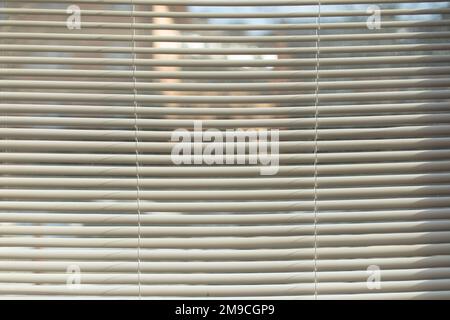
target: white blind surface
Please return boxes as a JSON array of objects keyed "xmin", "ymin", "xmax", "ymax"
[{"xmin": 1, "ymin": 0, "xmax": 450, "ymax": 299}]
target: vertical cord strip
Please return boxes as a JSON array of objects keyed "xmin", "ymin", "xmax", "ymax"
[
  {"xmin": 313, "ymin": 0, "xmax": 321, "ymax": 300},
  {"xmin": 130, "ymin": 1, "xmax": 141, "ymax": 299}
]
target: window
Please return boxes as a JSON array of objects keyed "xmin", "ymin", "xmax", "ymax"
[{"xmin": 1, "ymin": 0, "xmax": 450, "ymax": 299}]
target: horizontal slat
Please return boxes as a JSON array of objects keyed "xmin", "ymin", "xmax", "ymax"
[
  {"xmin": 0, "ymin": 235, "xmax": 314, "ymax": 249},
  {"xmin": 1, "ymin": 197, "xmax": 450, "ymax": 212},
  {"xmin": 2, "ymin": 90, "xmax": 450, "ymax": 103},
  {"xmin": 13, "ymin": 291, "xmax": 447, "ymax": 299},
  {"xmin": 1, "ymin": 255, "xmax": 450, "ymax": 272},
  {"xmin": 2, "ymin": 126, "xmax": 450, "ymax": 141},
  {"xmin": 2, "ymin": 220, "xmax": 450, "ymax": 236},
  {"xmin": 3, "ymin": 19, "xmax": 449, "ymax": 30},
  {"xmin": 2, "ymin": 31, "xmax": 449, "ymax": 42},
  {"xmin": 1, "ymin": 161, "xmax": 450, "ymax": 176},
  {"xmin": 5, "ymin": 113, "xmax": 450, "ymax": 128},
  {"xmin": 4, "ymin": 43, "xmax": 450, "ymax": 54},
  {"xmin": 1, "ymin": 7, "xmax": 449, "ymax": 18},
  {"xmin": 0, "ymin": 282, "xmax": 449, "ymax": 297},
  {"xmin": 2, "ymin": 268, "xmax": 450, "ymax": 285},
  {"xmin": 3, "ymin": 125, "xmax": 450, "ymax": 140},
  {"xmin": 1, "ymin": 184, "xmax": 450, "ymax": 199},
  {"xmin": 2, "ymin": 55, "xmax": 449, "ymax": 67},
  {"xmin": 2, "ymin": 138, "xmax": 450, "ymax": 153},
  {"xmin": 1, "ymin": 101, "xmax": 449, "ymax": 116},
  {"xmin": 1, "ymin": 244, "xmax": 450, "ymax": 261},
  {"xmin": 16, "ymin": 0, "xmax": 449, "ymax": 6},
  {"xmin": 2, "ymin": 149, "xmax": 450, "ymax": 164},
  {"xmin": 1, "ymin": 208, "xmax": 449, "ymax": 224},
  {"xmin": 2, "ymin": 174, "xmax": 450, "ymax": 189},
  {"xmin": 2, "ymin": 78, "xmax": 450, "ymax": 91},
  {"xmin": 3, "ymin": 67, "xmax": 450, "ymax": 79}
]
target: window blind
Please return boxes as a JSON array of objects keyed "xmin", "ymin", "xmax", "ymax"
[{"xmin": 1, "ymin": 0, "xmax": 450, "ymax": 299}]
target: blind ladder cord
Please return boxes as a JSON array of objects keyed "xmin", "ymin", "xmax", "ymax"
[
  {"xmin": 313, "ymin": 0, "xmax": 321, "ymax": 301},
  {"xmin": 131, "ymin": 0, "xmax": 142, "ymax": 299}
]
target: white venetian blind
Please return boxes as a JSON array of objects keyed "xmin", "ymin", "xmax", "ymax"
[{"xmin": 1, "ymin": 0, "xmax": 450, "ymax": 299}]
